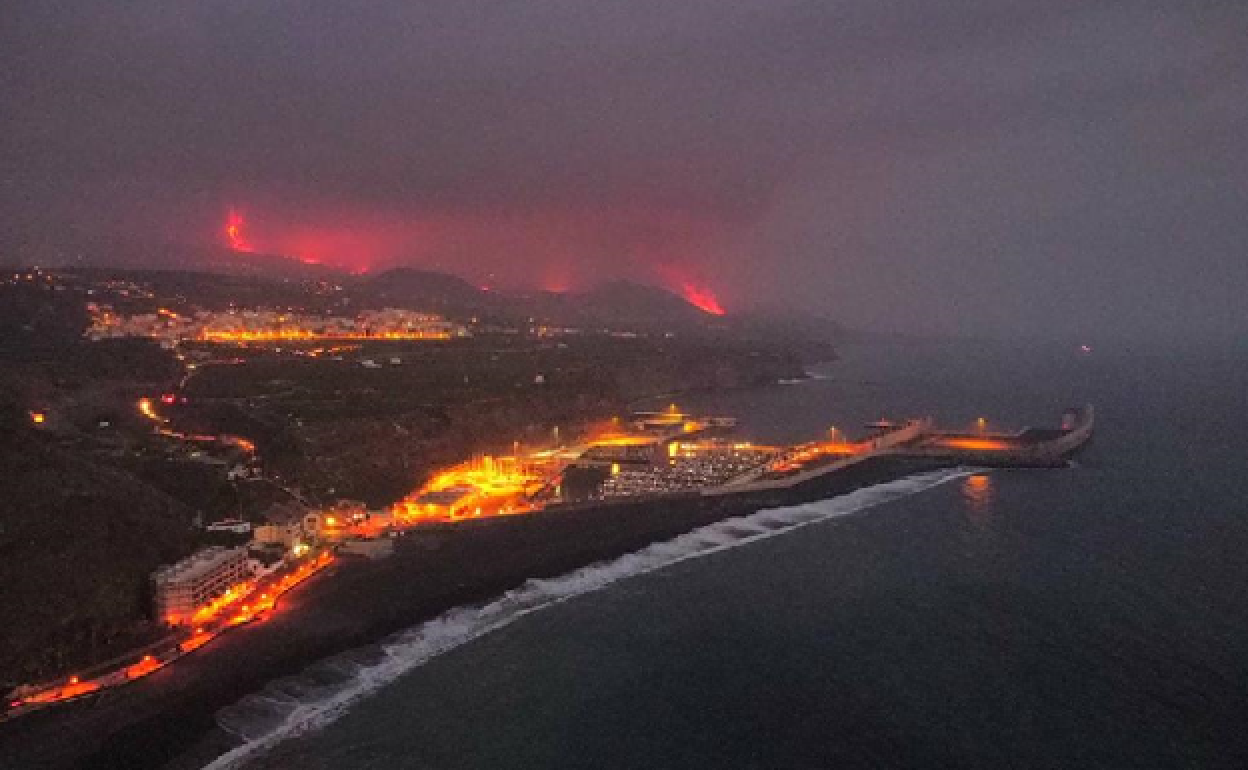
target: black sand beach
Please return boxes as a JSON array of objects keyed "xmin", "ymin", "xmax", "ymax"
[{"xmin": 0, "ymin": 455, "xmax": 944, "ymax": 770}]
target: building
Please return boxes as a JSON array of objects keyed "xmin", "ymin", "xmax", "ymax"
[
  {"xmin": 206, "ymin": 519, "xmax": 251, "ymax": 535},
  {"xmin": 151, "ymin": 546, "xmax": 250, "ymax": 626},
  {"xmin": 254, "ymin": 501, "xmax": 308, "ymax": 549},
  {"xmin": 408, "ymin": 485, "xmax": 478, "ymax": 518},
  {"xmin": 576, "ymin": 437, "xmax": 663, "ymax": 469},
  {"xmin": 253, "ymin": 523, "xmax": 301, "ymax": 548},
  {"xmin": 301, "ymin": 499, "xmax": 369, "ymax": 539}
]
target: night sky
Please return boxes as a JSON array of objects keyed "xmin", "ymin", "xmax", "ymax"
[{"xmin": 3, "ymin": 1, "xmax": 1246, "ymax": 342}]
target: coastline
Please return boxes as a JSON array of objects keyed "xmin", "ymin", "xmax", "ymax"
[{"xmin": 0, "ymin": 454, "xmax": 952, "ymax": 770}]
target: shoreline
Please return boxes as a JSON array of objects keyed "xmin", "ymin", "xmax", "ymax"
[{"xmin": 0, "ymin": 454, "xmax": 955, "ymax": 770}]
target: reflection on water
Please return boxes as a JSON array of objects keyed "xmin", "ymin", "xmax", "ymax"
[{"xmin": 961, "ymin": 473, "xmax": 995, "ymax": 526}]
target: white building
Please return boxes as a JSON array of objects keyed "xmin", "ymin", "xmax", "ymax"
[
  {"xmin": 151, "ymin": 546, "xmax": 250, "ymax": 626},
  {"xmin": 206, "ymin": 519, "xmax": 251, "ymax": 534}
]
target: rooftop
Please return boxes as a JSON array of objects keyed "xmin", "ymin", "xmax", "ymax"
[{"xmin": 152, "ymin": 546, "xmax": 247, "ymax": 586}]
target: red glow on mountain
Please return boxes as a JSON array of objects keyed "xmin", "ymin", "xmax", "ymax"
[
  {"xmin": 540, "ymin": 265, "xmax": 573, "ymax": 293},
  {"xmin": 653, "ymin": 264, "xmax": 727, "ymax": 315},
  {"xmin": 679, "ymin": 283, "xmax": 725, "ymax": 315},
  {"xmin": 213, "ymin": 203, "xmax": 738, "ymax": 294},
  {"xmin": 225, "ymin": 208, "xmax": 252, "ymax": 252}
]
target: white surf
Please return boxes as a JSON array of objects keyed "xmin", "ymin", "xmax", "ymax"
[{"xmin": 204, "ymin": 467, "xmax": 973, "ymax": 769}]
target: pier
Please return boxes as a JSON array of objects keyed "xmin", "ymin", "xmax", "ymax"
[{"xmin": 895, "ymin": 405, "xmax": 1095, "ymax": 468}]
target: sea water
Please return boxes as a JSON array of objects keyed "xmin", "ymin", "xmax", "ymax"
[{"xmin": 213, "ymin": 338, "xmax": 1248, "ymax": 769}]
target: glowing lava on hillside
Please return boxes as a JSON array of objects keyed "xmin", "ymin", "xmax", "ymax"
[
  {"xmin": 679, "ymin": 282, "xmax": 726, "ymax": 315},
  {"xmin": 225, "ymin": 208, "xmax": 252, "ymax": 252},
  {"xmin": 216, "ymin": 205, "xmax": 736, "ymax": 295},
  {"xmin": 654, "ymin": 264, "xmax": 727, "ymax": 316}
]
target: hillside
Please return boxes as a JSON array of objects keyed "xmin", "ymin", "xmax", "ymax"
[
  {"xmin": 362, "ymin": 268, "xmax": 492, "ymax": 312},
  {"xmin": 0, "ymin": 414, "xmax": 197, "ymax": 686}
]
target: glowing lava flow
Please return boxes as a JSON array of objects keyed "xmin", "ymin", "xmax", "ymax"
[
  {"xmin": 679, "ymin": 283, "xmax": 725, "ymax": 316},
  {"xmin": 225, "ymin": 208, "xmax": 252, "ymax": 252}
]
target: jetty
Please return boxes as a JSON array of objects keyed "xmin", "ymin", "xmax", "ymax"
[{"xmin": 660, "ymin": 405, "xmax": 1091, "ymax": 501}]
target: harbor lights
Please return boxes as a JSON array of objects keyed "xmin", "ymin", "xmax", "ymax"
[{"xmin": 976, "ymin": 417, "xmax": 987, "ymax": 433}]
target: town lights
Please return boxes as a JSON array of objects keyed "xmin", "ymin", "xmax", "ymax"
[{"xmin": 29, "ymin": 411, "xmax": 46, "ymax": 425}]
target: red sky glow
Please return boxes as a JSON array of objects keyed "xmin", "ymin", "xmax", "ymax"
[{"xmin": 221, "ymin": 204, "xmax": 736, "ymax": 309}]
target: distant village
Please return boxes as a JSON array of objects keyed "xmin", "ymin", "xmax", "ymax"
[{"xmin": 86, "ymin": 305, "xmax": 467, "ymax": 346}]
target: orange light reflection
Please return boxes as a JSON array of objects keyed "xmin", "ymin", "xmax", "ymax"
[{"xmin": 935, "ymin": 438, "xmax": 1015, "ymax": 451}]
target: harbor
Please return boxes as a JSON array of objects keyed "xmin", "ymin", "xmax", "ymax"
[{"xmin": 390, "ymin": 404, "xmax": 1095, "ymax": 525}]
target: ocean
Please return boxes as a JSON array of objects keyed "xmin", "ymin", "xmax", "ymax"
[{"xmin": 211, "ymin": 338, "xmax": 1248, "ymax": 769}]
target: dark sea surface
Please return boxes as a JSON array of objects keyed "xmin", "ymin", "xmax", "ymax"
[{"xmin": 227, "ymin": 339, "xmax": 1248, "ymax": 769}]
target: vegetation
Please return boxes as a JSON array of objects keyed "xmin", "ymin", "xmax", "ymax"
[
  {"xmin": 0, "ymin": 416, "xmax": 195, "ymax": 686},
  {"xmin": 0, "ymin": 268, "xmax": 833, "ymax": 684}
]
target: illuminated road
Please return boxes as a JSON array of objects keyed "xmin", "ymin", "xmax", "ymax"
[{"xmin": 5, "ymin": 552, "xmax": 333, "ymax": 719}]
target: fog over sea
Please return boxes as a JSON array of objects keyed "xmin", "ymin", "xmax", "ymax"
[{"xmin": 214, "ymin": 338, "xmax": 1248, "ymax": 770}]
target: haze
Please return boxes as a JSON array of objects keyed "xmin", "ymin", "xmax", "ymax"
[{"xmin": 3, "ymin": 0, "xmax": 1245, "ymax": 343}]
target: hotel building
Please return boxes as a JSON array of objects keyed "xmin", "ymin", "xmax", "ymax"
[{"xmin": 151, "ymin": 546, "xmax": 250, "ymax": 626}]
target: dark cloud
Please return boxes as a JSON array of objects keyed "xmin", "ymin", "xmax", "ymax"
[{"xmin": 2, "ymin": 1, "xmax": 1245, "ymax": 342}]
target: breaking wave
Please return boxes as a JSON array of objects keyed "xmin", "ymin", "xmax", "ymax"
[
  {"xmin": 204, "ymin": 467, "xmax": 972, "ymax": 769},
  {"xmin": 778, "ymin": 369, "xmax": 833, "ymax": 385}
]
